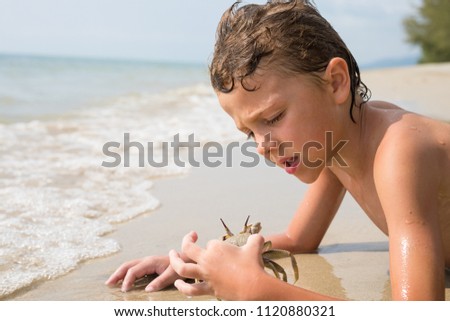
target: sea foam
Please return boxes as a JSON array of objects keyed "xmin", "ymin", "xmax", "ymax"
[{"xmin": 0, "ymin": 82, "xmax": 239, "ymax": 298}]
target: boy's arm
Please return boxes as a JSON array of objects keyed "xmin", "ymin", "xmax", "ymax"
[
  {"xmin": 268, "ymin": 168, "xmax": 346, "ymax": 253},
  {"xmin": 250, "ymin": 272, "xmax": 341, "ymax": 300},
  {"xmin": 374, "ymin": 132, "xmax": 445, "ymax": 300}
]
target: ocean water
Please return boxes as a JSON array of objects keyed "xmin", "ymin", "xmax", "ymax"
[{"xmin": 0, "ymin": 55, "xmax": 240, "ymax": 298}]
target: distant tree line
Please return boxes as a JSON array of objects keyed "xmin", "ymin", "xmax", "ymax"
[{"xmin": 403, "ymin": 0, "xmax": 450, "ymax": 63}]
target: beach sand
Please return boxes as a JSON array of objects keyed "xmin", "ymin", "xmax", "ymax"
[{"xmin": 9, "ymin": 63, "xmax": 450, "ymax": 301}]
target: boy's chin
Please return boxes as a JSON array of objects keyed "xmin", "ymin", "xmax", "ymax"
[{"xmin": 293, "ymin": 167, "xmax": 323, "ymax": 184}]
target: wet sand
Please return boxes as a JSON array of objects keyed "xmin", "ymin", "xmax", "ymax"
[
  {"xmin": 9, "ymin": 63, "xmax": 450, "ymax": 301},
  {"xmin": 10, "ymin": 159, "xmax": 392, "ymax": 301}
]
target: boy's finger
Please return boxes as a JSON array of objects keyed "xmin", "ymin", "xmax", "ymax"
[
  {"xmin": 245, "ymin": 234, "xmax": 266, "ymax": 267},
  {"xmin": 246, "ymin": 234, "xmax": 265, "ymax": 252},
  {"xmin": 105, "ymin": 259, "xmax": 141, "ymax": 285},
  {"xmin": 186, "ymin": 231, "xmax": 198, "ymax": 243},
  {"xmin": 174, "ymin": 279, "xmax": 213, "ymax": 297},
  {"xmin": 121, "ymin": 273, "xmax": 140, "ymax": 292},
  {"xmin": 181, "ymin": 231, "xmax": 204, "ymax": 262},
  {"xmin": 169, "ymin": 249, "xmax": 203, "ymax": 280},
  {"xmin": 145, "ymin": 266, "xmax": 178, "ymax": 292},
  {"xmin": 121, "ymin": 262, "xmax": 158, "ymax": 292}
]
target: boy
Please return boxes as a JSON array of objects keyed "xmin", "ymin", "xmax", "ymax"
[{"xmin": 106, "ymin": 0, "xmax": 450, "ymax": 300}]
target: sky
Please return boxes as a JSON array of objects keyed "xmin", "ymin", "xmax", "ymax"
[{"xmin": 0, "ymin": 0, "xmax": 421, "ymax": 66}]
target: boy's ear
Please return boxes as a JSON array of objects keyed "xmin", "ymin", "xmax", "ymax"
[{"xmin": 325, "ymin": 57, "xmax": 350, "ymax": 105}]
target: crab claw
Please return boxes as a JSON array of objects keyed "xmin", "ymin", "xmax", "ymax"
[{"xmin": 220, "ymin": 218, "xmax": 234, "ymax": 240}]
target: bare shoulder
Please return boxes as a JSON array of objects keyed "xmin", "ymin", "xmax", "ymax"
[
  {"xmin": 371, "ymin": 105, "xmax": 450, "ymax": 217},
  {"xmin": 374, "ymin": 109, "xmax": 449, "ymax": 170}
]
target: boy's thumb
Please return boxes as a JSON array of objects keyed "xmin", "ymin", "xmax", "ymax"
[{"xmin": 246, "ymin": 234, "xmax": 265, "ymax": 252}]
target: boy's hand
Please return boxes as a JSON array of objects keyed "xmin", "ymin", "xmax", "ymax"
[
  {"xmin": 105, "ymin": 255, "xmax": 180, "ymax": 292},
  {"xmin": 170, "ymin": 231, "xmax": 266, "ymax": 300}
]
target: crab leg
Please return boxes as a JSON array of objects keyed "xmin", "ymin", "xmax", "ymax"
[
  {"xmin": 264, "ymin": 260, "xmax": 282, "ymax": 280},
  {"xmin": 264, "ymin": 259, "xmax": 288, "ymax": 282},
  {"xmin": 290, "ymin": 254, "xmax": 299, "ymax": 283},
  {"xmin": 262, "ymin": 240, "xmax": 272, "ymax": 252},
  {"xmin": 263, "ymin": 250, "xmax": 299, "ymax": 283}
]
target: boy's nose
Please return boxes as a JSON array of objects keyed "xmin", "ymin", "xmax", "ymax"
[
  {"xmin": 256, "ymin": 141, "xmax": 266, "ymax": 156},
  {"xmin": 255, "ymin": 133, "xmax": 277, "ymax": 158}
]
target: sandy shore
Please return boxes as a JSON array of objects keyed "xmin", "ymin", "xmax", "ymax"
[
  {"xmin": 11, "ymin": 158, "xmax": 392, "ymax": 301},
  {"xmin": 9, "ymin": 63, "xmax": 450, "ymax": 301},
  {"xmin": 363, "ymin": 62, "xmax": 450, "ymax": 122}
]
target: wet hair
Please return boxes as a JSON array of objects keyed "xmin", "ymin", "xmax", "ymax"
[{"xmin": 209, "ymin": 0, "xmax": 371, "ymax": 122}]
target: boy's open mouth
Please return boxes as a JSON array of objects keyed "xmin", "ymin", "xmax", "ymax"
[{"xmin": 283, "ymin": 156, "xmax": 300, "ymax": 174}]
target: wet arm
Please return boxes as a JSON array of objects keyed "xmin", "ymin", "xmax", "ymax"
[
  {"xmin": 375, "ymin": 136, "xmax": 445, "ymax": 300},
  {"xmin": 249, "ymin": 272, "xmax": 341, "ymax": 300}
]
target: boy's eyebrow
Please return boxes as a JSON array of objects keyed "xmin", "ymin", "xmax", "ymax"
[
  {"xmin": 235, "ymin": 102, "xmax": 277, "ymax": 132},
  {"xmin": 235, "ymin": 103, "xmax": 275, "ymax": 133},
  {"xmin": 245, "ymin": 103, "xmax": 275, "ymax": 123}
]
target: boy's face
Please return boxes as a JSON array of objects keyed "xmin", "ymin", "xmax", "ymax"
[{"xmin": 217, "ymin": 69, "xmax": 343, "ymax": 183}]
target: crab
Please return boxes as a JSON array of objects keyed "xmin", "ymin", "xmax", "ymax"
[{"xmin": 220, "ymin": 216, "xmax": 299, "ymax": 284}]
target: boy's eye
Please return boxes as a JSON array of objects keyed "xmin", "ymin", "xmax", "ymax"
[{"xmin": 267, "ymin": 111, "xmax": 284, "ymax": 125}]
